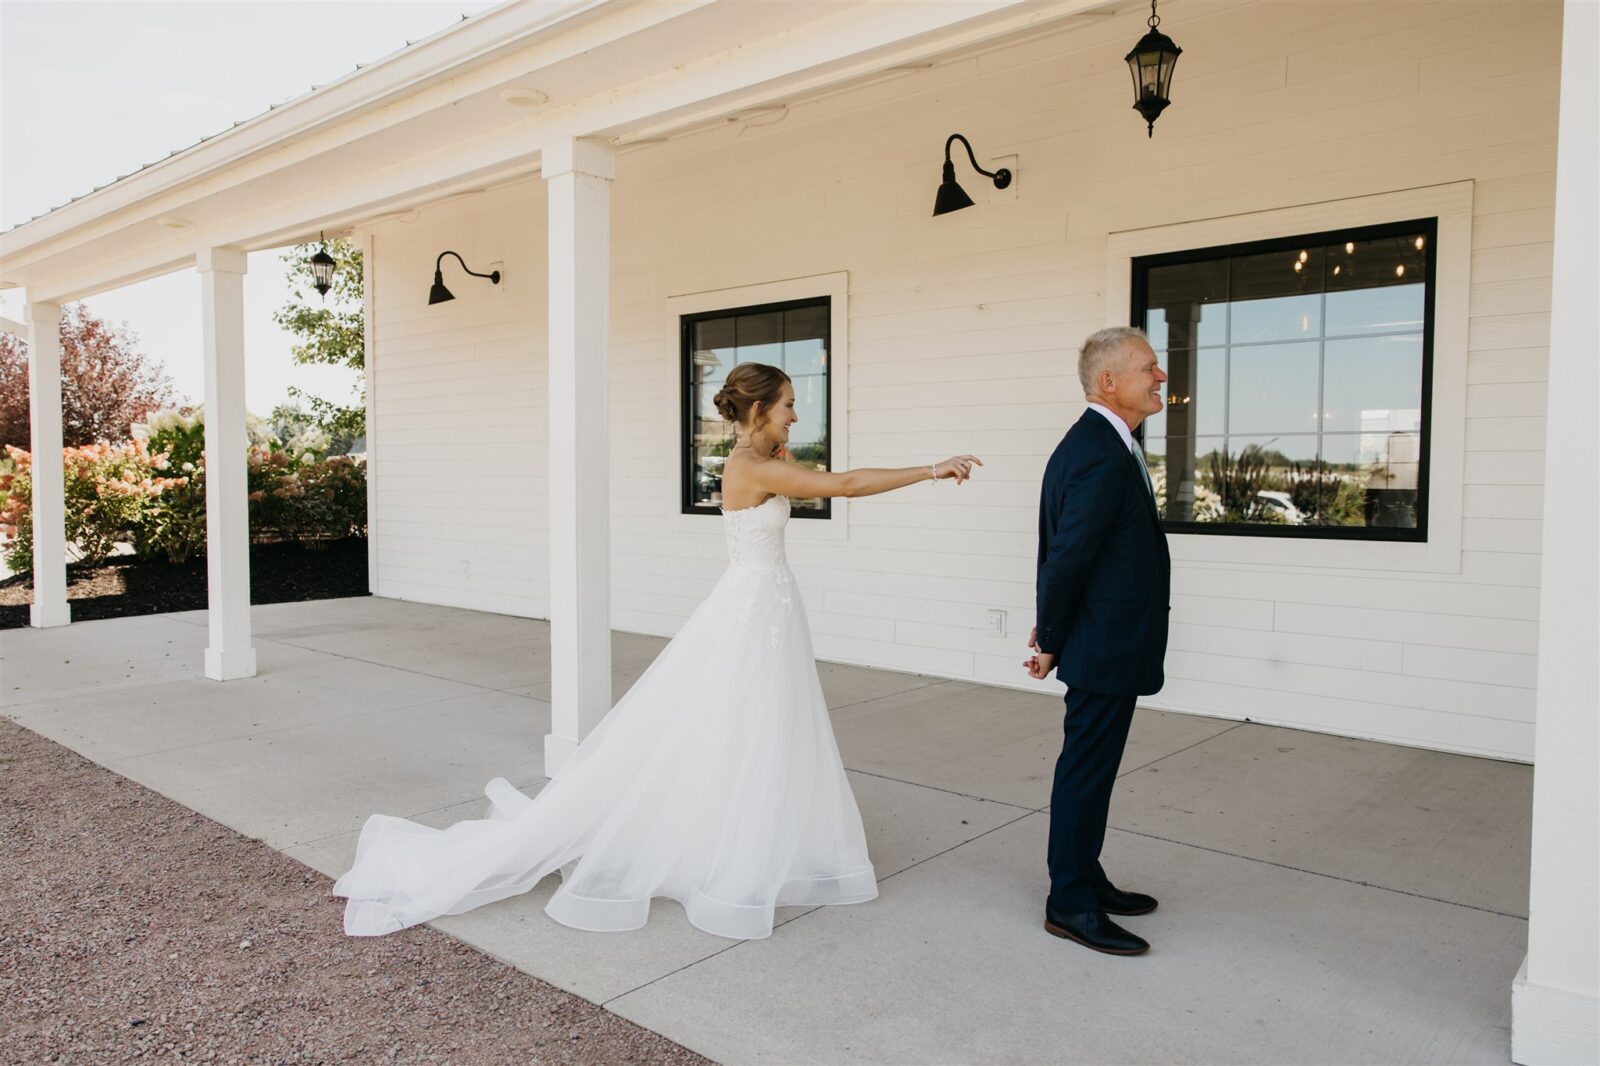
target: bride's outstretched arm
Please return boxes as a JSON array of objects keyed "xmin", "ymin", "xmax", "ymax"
[{"xmin": 753, "ymin": 454, "xmax": 982, "ymax": 500}]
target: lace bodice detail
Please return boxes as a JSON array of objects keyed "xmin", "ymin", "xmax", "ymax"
[{"xmin": 722, "ymin": 495, "xmax": 790, "ymax": 569}]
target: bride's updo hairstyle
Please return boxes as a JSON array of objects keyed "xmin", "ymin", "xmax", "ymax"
[{"xmin": 712, "ymin": 362, "xmax": 791, "ymax": 435}]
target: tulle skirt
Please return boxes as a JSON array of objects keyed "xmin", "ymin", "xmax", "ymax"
[{"xmin": 333, "ymin": 562, "xmax": 877, "ymax": 940}]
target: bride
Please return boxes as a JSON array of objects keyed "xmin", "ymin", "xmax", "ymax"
[{"xmin": 335, "ymin": 361, "xmax": 981, "ymax": 940}]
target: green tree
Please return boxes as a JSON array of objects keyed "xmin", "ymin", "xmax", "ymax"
[{"xmin": 272, "ymin": 237, "xmax": 365, "ymax": 449}]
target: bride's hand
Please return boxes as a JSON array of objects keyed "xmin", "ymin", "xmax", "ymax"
[{"xmin": 933, "ymin": 455, "xmax": 983, "ymax": 484}]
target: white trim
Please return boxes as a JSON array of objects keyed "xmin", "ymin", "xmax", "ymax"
[
  {"xmin": 0, "ymin": 0, "xmax": 608, "ymax": 247},
  {"xmin": 360, "ymin": 230, "xmax": 378, "ymax": 596},
  {"xmin": 666, "ymin": 271, "xmax": 851, "ymax": 542},
  {"xmin": 2, "ymin": 1, "xmax": 1115, "ymax": 303},
  {"xmin": 1105, "ymin": 181, "xmax": 1473, "ymax": 575},
  {"xmin": 24, "ymin": 301, "xmax": 70, "ymax": 628},
  {"xmin": 1516, "ymin": 2, "xmax": 1600, "ymax": 1058},
  {"xmin": 545, "ymin": 137, "xmax": 616, "ymax": 776},
  {"xmin": 197, "ymin": 247, "xmax": 256, "ymax": 680},
  {"xmin": 1513, "ymin": 958, "xmax": 1600, "ymax": 1066}
]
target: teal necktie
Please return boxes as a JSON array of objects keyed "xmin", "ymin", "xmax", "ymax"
[{"xmin": 1131, "ymin": 439, "xmax": 1155, "ymax": 501}]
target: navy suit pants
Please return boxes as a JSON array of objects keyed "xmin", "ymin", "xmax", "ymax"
[{"xmin": 1047, "ymin": 686, "xmax": 1137, "ymax": 912}]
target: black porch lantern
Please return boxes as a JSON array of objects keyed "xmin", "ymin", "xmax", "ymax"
[
  {"xmin": 1125, "ymin": 0, "xmax": 1182, "ymax": 138},
  {"xmin": 309, "ymin": 232, "xmax": 337, "ymax": 299},
  {"xmin": 428, "ymin": 250, "xmax": 501, "ymax": 305},
  {"xmin": 933, "ymin": 133, "xmax": 1012, "ymax": 217}
]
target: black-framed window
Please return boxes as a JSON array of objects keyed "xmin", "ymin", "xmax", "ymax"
[
  {"xmin": 681, "ymin": 297, "xmax": 831, "ymax": 518},
  {"xmin": 1133, "ymin": 218, "xmax": 1435, "ymax": 541}
]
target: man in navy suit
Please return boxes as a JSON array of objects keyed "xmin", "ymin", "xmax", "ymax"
[{"xmin": 1027, "ymin": 325, "xmax": 1171, "ymax": 956}]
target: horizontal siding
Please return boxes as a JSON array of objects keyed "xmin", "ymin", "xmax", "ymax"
[{"xmin": 368, "ymin": 0, "xmax": 1560, "ymax": 761}]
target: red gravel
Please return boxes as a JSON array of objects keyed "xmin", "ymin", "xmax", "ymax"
[{"xmin": 0, "ymin": 717, "xmax": 713, "ymax": 1065}]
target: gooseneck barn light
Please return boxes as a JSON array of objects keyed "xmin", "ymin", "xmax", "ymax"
[
  {"xmin": 428, "ymin": 250, "xmax": 501, "ymax": 305},
  {"xmin": 932, "ymin": 133, "xmax": 1012, "ymax": 217}
]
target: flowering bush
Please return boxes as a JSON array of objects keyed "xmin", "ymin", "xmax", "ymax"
[
  {"xmin": 142, "ymin": 408, "xmax": 205, "ymax": 470},
  {"xmin": 1, "ymin": 440, "xmax": 190, "ymax": 572},
  {"xmin": 67, "ymin": 439, "xmax": 189, "ymax": 565},
  {"xmin": 134, "ymin": 465, "xmax": 207, "ymax": 564},
  {"xmin": 1, "ymin": 405, "xmax": 366, "ymax": 573},
  {"xmin": 0, "ymin": 445, "xmax": 33, "ymax": 570},
  {"xmin": 248, "ymin": 447, "xmax": 365, "ymax": 546}
]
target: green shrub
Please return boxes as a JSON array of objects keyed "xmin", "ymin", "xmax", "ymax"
[
  {"xmin": 134, "ymin": 467, "xmax": 207, "ymax": 563},
  {"xmin": 65, "ymin": 440, "xmax": 165, "ymax": 566},
  {"xmin": 1, "ymin": 445, "xmax": 33, "ymax": 572},
  {"xmin": 248, "ymin": 448, "xmax": 365, "ymax": 545},
  {"xmin": 1, "ymin": 407, "xmax": 366, "ymax": 573}
]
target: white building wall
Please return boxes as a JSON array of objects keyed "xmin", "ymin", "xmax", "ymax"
[
  {"xmin": 368, "ymin": 194, "xmax": 551, "ymax": 615},
  {"xmin": 367, "ymin": 0, "xmax": 1560, "ymax": 760}
]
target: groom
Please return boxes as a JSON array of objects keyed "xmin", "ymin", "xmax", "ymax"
[{"xmin": 1026, "ymin": 325, "xmax": 1170, "ymax": 956}]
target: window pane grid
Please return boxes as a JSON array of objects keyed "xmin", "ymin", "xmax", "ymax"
[
  {"xmin": 1137, "ymin": 221, "xmax": 1432, "ymax": 539},
  {"xmin": 682, "ymin": 298, "xmax": 831, "ymax": 518}
]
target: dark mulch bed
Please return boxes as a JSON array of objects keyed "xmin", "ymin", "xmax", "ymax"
[
  {"xmin": 0, "ymin": 539, "xmax": 371, "ymax": 630},
  {"xmin": 0, "ymin": 716, "xmax": 713, "ymax": 1065}
]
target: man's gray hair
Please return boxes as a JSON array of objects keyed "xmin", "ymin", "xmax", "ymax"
[{"xmin": 1078, "ymin": 326, "xmax": 1150, "ymax": 395}]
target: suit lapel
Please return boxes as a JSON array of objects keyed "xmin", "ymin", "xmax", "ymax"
[
  {"xmin": 1080, "ymin": 410, "xmax": 1163, "ymax": 526},
  {"xmin": 1126, "ymin": 444, "xmax": 1163, "ymax": 526}
]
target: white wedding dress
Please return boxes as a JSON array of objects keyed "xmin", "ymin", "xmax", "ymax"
[{"xmin": 334, "ymin": 494, "xmax": 878, "ymax": 940}]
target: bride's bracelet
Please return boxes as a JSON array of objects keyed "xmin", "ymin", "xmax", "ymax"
[{"xmin": 929, "ymin": 464, "xmax": 938, "ymax": 483}]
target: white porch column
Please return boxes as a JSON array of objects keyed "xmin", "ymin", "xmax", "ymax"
[
  {"xmin": 1512, "ymin": 1, "xmax": 1599, "ymax": 1063},
  {"xmin": 197, "ymin": 247, "xmax": 256, "ymax": 681},
  {"xmin": 24, "ymin": 301, "xmax": 69, "ymax": 628},
  {"xmin": 542, "ymin": 136, "xmax": 615, "ymax": 777}
]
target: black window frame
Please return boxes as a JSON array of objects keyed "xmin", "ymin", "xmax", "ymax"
[
  {"xmin": 680, "ymin": 296, "xmax": 833, "ymax": 519},
  {"xmin": 1131, "ymin": 217, "xmax": 1437, "ymax": 543}
]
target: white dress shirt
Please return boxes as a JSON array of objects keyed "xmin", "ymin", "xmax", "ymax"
[{"xmin": 1086, "ymin": 402, "xmax": 1135, "ymax": 454}]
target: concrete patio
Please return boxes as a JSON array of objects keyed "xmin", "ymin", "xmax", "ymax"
[{"xmin": 0, "ymin": 597, "xmax": 1531, "ymax": 1064}]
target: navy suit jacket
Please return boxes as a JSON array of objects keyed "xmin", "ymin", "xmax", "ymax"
[{"xmin": 1035, "ymin": 409, "xmax": 1171, "ymax": 696}]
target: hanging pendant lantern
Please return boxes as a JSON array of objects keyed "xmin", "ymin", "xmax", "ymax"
[
  {"xmin": 310, "ymin": 232, "xmax": 337, "ymax": 299},
  {"xmin": 1125, "ymin": 0, "xmax": 1183, "ymax": 138}
]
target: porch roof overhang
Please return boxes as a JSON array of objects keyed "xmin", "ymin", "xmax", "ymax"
[{"xmin": 1, "ymin": 0, "xmax": 1117, "ymax": 304}]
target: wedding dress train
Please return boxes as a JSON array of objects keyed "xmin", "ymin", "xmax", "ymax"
[{"xmin": 334, "ymin": 494, "xmax": 877, "ymax": 940}]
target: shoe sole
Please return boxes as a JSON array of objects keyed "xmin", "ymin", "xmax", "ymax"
[
  {"xmin": 1044, "ymin": 919, "xmax": 1150, "ymax": 956},
  {"xmin": 1100, "ymin": 901, "xmax": 1158, "ymax": 917}
]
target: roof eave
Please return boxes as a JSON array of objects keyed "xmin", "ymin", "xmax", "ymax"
[{"xmin": 0, "ymin": 0, "xmax": 613, "ymax": 255}]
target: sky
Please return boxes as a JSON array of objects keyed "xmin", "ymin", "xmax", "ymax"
[{"xmin": 0, "ymin": 0, "xmax": 498, "ymax": 414}]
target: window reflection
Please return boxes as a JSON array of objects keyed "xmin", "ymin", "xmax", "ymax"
[
  {"xmin": 684, "ymin": 299, "xmax": 831, "ymax": 517},
  {"xmin": 1136, "ymin": 221, "xmax": 1432, "ymax": 537},
  {"xmin": 1227, "ymin": 342, "xmax": 1320, "ymax": 435},
  {"xmin": 1322, "ymin": 335, "xmax": 1423, "ymax": 433}
]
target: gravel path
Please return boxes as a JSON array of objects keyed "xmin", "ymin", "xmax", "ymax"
[{"xmin": 0, "ymin": 716, "xmax": 713, "ymax": 1065}]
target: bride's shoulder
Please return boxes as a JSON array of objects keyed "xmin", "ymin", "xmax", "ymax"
[
  {"xmin": 720, "ymin": 448, "xmax": 780, "ymax": 505},
  {"xmin": 723, "ymin": 450, "xmax": 775, "ymax": 480}
]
